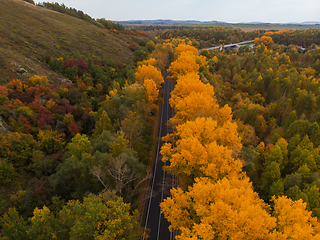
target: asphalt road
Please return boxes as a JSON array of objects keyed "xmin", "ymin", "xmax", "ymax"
[{"xmin": 142, "ymin": 76, "xmax": 175, "ymax": 240}]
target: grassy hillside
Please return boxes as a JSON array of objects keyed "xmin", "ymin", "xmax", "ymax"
[{"xmin": 0, "ymin": 0, "xmax": 149, "ymax": 84}]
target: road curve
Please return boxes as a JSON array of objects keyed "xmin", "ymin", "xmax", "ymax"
[{"xmin": 142, "ymin": 76, "xmax": 175, "ymax": 240}]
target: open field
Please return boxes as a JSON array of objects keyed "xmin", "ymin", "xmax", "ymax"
[
  {"xmin": 184, "ymin": 22, "xmax": 320, "ymax": 30},
  {"xmin": 234, "ymin": 23, "xmax": 320, "ymax": 31}
]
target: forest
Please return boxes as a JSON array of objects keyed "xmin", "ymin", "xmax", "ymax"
[
  {"xmin": 0, "ymin": 41, "xmax": 173, "ymax": 238},
  {"xmin": 1, "ymin": 0, "xmax": 320, "ymax": 239}
]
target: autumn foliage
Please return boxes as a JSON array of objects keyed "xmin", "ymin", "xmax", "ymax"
[
  {"xmin": 2, "ymin": 21, "xmax": 320, "ymax": 238},
  {"xmin": 0, "ymin": 43, "xmax": 164, "ymax": 236},
  {"xmin": 160, "ymin": 43, "xmax": 320, "ymax": 239}
]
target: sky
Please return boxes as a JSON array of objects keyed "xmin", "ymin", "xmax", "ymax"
[{"xmin": 35, "ymin": 0, "xmax": 320, "ymax": 23}]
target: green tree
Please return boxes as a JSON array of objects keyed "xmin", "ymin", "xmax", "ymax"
[
  {"xmin": 67, "ymin": 133, "xmax": 92, "ymax": 159},
  {"xmin": 50, "ymin": 153, "xmax": 101, "ymax": 199},
  {"xmin": 304, "ymin": 184, "xmax": 320, "ymax": 218},
  {"xmin": 286, "ymin": 120, "xmax": 310, "ymax": 139},
  {"xmin": 1, "ymin": 192, "xmax": 143, "ymax": 240},
  {"xmin": 285, "ymin": 173, "xmax": 303, "ymax": 190},
  {"xmin": 1, "ymin": 208, "xmax": 28, "ymax": 240},
  {"xmin": 265, "ymin": 145, "xmax": 285, "ymax": 170},
  {"xmin": 38, "ymin": 130, "xmax": 65, "ymax": 155},
  {"xmin": 92, "ymin": 110, "xmax": 113, "ymax": 138},
  {"xmin": 146, "ymin": 40, "xmax": 156, "ymax": 52},
  {"xmin": 120, "ymin": 111, "xmax": 144, "ymax": 148},
  {"xmin": 0, "ymin": 132, "xmax": 39, "ymax": 168},
  {"xmin": 58, "ymin": 191, "xmax": 141, "ymax": 240},
  {"xmin": 28, "ymin": 206, "xmax": 57, "ymax": 240},
  {"xmin": 110, "ymin": 131, "xmax": 128, "ymax": 157},
  {"xmin": 290, "ymin": 135, "xmax": 318, "ymax": 172},
  {"xmin": 259, "ymin": 161, "xmax": 283, "ymax": 200},
  {"xmin": 0, "ymin": 159, "xmax": 15, "ymax": 185},
  {"xmin": 269, "ymin": 179, "xmax": 285, "ymax": 199},
  {"xmin": 286, "ymin": 185, "xmax": 303, "ymax": 201},
  {"xmin": 92, "ymin": 130, "xmax": 115, "ymax": 153},
  {"xmin": 91, "ymin": 148, "xmax": 146, "ymax": 199}
]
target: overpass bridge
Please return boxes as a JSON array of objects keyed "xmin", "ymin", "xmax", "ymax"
[{"xmin": 205, "ymin": 40, "xmax": 255, "ymax": 51}]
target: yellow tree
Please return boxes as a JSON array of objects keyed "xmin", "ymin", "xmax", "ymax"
[
  {"xmin": 169, "ymin": 72, "xmax": 215, "ymax": 109},
  {"xmin": 167, "ymin": 43, "xmax": 209, "ymax": 80},
  {"xmin": 161, "ymin": 165, "xmax": 320, "ymax": 239},
  {"xmin": 172, "ymin": 91, "xmax": 217, "ymax": 125},
  {"xmin": 161, "ymin": 117, "xmax": 242, "ymax": 179},
  {"xmin": 161, "ymin": 176, "xmax": 277, "ymax": 240},
  {"xmin": 143, "ymin": 78, "xmax": 159, "ymax": 115},
  {"xmin": 261, "ymin": 35, "xmax": 274, "ymax": 46},
  {"xmin": 270, "ymin": 196, "xmax": 320, "ymax": 239},
  {"xmin": 169, "ymin": 72, "xmax": 233, "ymax": 126},
  {"xmin": 174, "ymin": 44, "xmax": 199, "ymax": 58},
  {"xmin": 255, "ymin": 36, "xmax": 273, "ymax": 47},
  {"xmin": 160, "ymin": 32, "xmax": 320, "ymax": 240},
  {"xmin": 254, "ymin": 37, "xmax": 261, "ymax": 45},
  {"xmin": 135, "ymin": 64, "xmax": 163, "ymax": 87},
  {"xmin": 167, "ymin": 51, "xmax": 200, "ymax": 80},
  {"xmin": 149, "ymin": 43, "xmax": 174, "ymax": 72},
  {"xmin": 143, "ymin": 78, "xmax": 159, "ymax": 103},
  {"xmin": 138, "ymin": 57, "xmax": 157, "ymax": 67}
]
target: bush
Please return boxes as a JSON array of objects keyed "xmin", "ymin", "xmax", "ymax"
[
  {"xmin": 0, "ymin": 159, "xmax": 15, "ymax": 185},
  {"xmin": 23, "ymin": 0, "xmax": 35, "ymax": 4}
]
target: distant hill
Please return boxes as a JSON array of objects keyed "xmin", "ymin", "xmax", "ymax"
[
  {"xmin": 121, "ymin": 19, "xmax": 320, "ymax": 33},
  {"xmin": 118, "ymin": 19, "xmax": 221, "ymax": 25},
  {"xmin": 287, "ymin": 21, "xmax": 320, "ymax": 25},
  {"xmin": 119, "ymin": 19, "xmax": 320, "ymax": 26},
  {"xmin": 0, "ymin": 0, "xmax": 149, "ymax": 84}
]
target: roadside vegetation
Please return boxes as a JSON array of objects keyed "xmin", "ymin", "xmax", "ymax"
[{"xmin": 160, "ymin": 33, "xmax": 320, "ymax": 239}]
